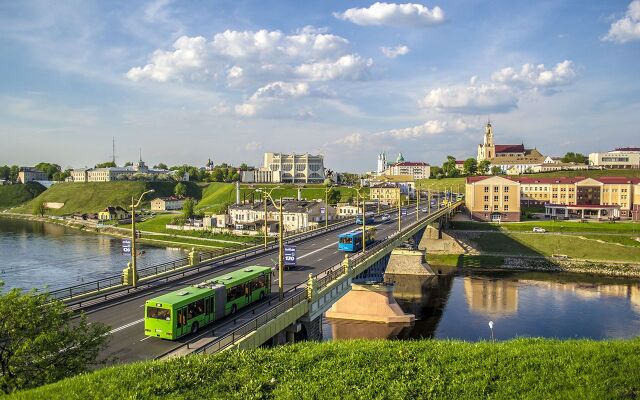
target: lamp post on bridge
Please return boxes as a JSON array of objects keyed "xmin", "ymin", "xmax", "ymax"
[
  {"xmin": 354, "ymin": 186, "xmax": 368, "ymax": 252},
  {"xmin": 129, "ymin": 189, "xmax": 154, "ymax": 288},
  {"xmin": 257, "ymin": 188, "xmax": 284, "ymax": 300}
]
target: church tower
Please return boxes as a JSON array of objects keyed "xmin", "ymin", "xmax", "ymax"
[
  {"xmin": 377, "ymin": 152, "xmax": 387, "ymax": 174},
  {"xmin": 477, "ymin": 120, "xmax": 496, "ymax": 162}
]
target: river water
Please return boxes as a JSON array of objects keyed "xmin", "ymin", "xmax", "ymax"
[
  {"xmin": 323, "ymin": 268, "xmax": 640, "ymax": 341},
  {"xmin": 0, "ymin": 217, "xmax": 186, "ymax": 291}
]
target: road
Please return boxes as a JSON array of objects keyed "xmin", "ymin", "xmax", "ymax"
[{"xmin": 87, "ymin": 206, "xmax": 432, "ymax": 364}]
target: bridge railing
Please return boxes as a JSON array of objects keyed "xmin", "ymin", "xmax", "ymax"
[{"xmin": 186, "ymin": 201, "xmax": 462, "ymax": 354}]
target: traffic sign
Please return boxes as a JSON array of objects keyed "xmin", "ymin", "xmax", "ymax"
[
  {"xmin": 401, "ymin": 208, "xmax": 407, "ymax": 216},
  {"xmin": 122, "ymin": 238, "xmax": 131, "ymax": 254},
  {"xmin": 284, "ymin": 245, "xmax": 297, "ymax": 267},
  {"xmin": 320, "ymin": 207, "xmax": 326, "ymax": 214}
]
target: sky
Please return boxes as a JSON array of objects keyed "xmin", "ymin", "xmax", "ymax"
[{"xmin": 0, "ymin": 0, "xmax": 639, "ymax": 172}]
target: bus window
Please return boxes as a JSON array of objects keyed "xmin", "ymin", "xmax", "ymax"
[
  {"xmin": 147, "ymin": 307, "xmax": 171, "ymax": 321},
  {"xmin": 227, "ymin": 285, "xmax": 242, "ymax": 302},
  {"xmin": 188, "ymin": 299, "xmax": 205, "ymax": 319},
  {"xmin": 205, "ymin": 297, "xmax": 211, "ymax": 315},
  {"xmin": 339, "ymin": 237, "xmax": 353, "ymax": 244},
  {"xmin": 177, "ymin": 309, "xmax": 186, "ymax": 327}
]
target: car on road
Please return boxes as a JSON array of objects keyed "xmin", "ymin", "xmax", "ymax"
[
  {"xmin": 532, "ymin": 227, "xmax": 546, "ymax": 233},
  {"xmin": 421, "ymin": 208, "xmax": 428, "ymax": 213},
  {"xmin": 380, "ymin": 213, "xmax": 391, "ymax": 222}
]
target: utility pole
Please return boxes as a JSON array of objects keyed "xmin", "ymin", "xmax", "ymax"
[
  {"xmin": 264, "ymin": 193, "xmax": 268, "ymax": 249},
  {"xmin": 278, "ymin": 197, "xmax": 284, "ymax": 300},
  {"xmin": 397, "ymin": 188, "xmax": 401, "ymax": 232},
  {"xmin": 416, "ymin": 183, "xmax": 420, "ymax": 222}
]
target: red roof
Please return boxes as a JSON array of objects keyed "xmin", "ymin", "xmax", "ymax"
[
  {"xmin": 466, "ymin": 176, "xmax": 492, "ymax": 183},
  {"xmin": 546, "ymin": 203, "xmax": 620, "ymax": 209},
  {"xmin": 455, "ymin": 160, "xmax": 465, "ymax": 165},
  {"xmin": 613, "ymin": 147, "xmax": 640, "ymax": 152},
  {"xmin": 495, "ymin": 144, "xmax": 525, "ymax": 153},
  {"xmin": 511, "ymin": 177, "xmax": 583, "ymax": 184},
  {"xmin": 467, "ymin": 176, "xmax": 640, "ymax": 185}
]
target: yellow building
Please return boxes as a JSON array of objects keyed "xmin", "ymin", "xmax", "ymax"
[
  {"xmin": 98, "ymin": 206, "xmax": 129, "ymax": 221},
  {"xmin": 465, "ymin": 176, "xmax": 521, "ymax": 222}
]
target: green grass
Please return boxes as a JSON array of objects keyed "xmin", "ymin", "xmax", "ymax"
[
  {"xmin": 417, "ymin": 177, "xmax": 465, "ymax": 192},
  {"xmin": 13, "ymin": 181, "xmax": 202, "ymax": 216},
  {"xmin": 584, "ymin": 234, "xmax": 640, "ymax": 247},
  {"xmin": 0, "ymin": 182, "xmax": 46, "ymax": 209},
  {"xmin": 196, "ymin": 183, "xmax": 236, "ymax": 213},
  {"xmin": 11, "ymin": 339, "xmax": 640, "ymax": 399},
  {"xmin": 451, "ymin": 220, "xmax": 640, "ymax": 234},
  {"xmin": 523, "ymin": 169, "xmax": 640, "ymax": 178},
  {"xmin": 427, "ymin": 254, "xmax": 505, "ymax": 268}
]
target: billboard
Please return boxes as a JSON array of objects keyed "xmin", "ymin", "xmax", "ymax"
[{"xmin": 284, "ymin": 245, "xmax": 297, "ymax": 267}]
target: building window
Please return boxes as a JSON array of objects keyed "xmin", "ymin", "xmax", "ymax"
[
  {"xmin": 494, "ymin": 186, "xmax": 499, "ymax": 193},
  {"xmin": 504, "ymin": 195, "xmax": 509, "ymax": 201},
  {"xmin": 484, "ymin": 205, "xmax": 489, "ymax": 211},
  {"xmin": 484, "ymin": 186, "xmax": 489, "ymax": 193},
  {"xmin": 504, "ymin": 205, "xmax": 509, "ymax": 211},
  {"xmin": 504, "ymin": 187, "xmax": 509, "ymax": 193},
  {"xmin": 493, "ymin": 205, "xmax": 499, "ymax": 211},
  {"xmin": 484, "ymin": 195, "xmax": 489, "ymax": 202},
  {"xmin": 494, "ymin": 196, "xmax": 499, "ymax": 202}
]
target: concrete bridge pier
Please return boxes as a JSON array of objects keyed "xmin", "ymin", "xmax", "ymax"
[
  {"xmin": 384, "ymin": 248, "xmax": 434, "ymax": 276},
  {"xmin": 417, "ymin": 223, "xmax": 465, "ymax": 254}
]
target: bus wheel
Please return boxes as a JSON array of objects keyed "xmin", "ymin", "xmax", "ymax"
[
  {"xmin": 231, "ymin": 304, "xmax": 237, "ymax": 314},
  {"xmin": 191, "ymin": 322, "xmax": 199, "ymax": 334},
  {"xmin": 259, "ymin": 291, "xmax": 265, "ymax": 300}
]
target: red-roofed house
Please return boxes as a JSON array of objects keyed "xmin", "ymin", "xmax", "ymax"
[
  {"xmin": 381, "ymin": 156, "xmax": 431, "ymax": 180},
  {"xmin": 476, "ymin": 121, "xmax": 546, "ymax": 174}
]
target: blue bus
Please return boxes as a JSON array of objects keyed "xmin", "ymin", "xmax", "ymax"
[
  {"xmin": 338, "ymin": 227, "xmax": 376, "ymax": 252},
  {"xmin": 355, "ymin": 212, "xmax": 375, "ymax": 225}
]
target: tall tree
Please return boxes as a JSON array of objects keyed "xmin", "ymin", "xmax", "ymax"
[
  {"xmin": 490, "ymin": 166, "xmax": 503, "ymax": 175},
  {"xmin": 153, "ymin": 163, "xmax": 168, "ymax": 170},
  {"xmin": 9, "ymin": 166, "xmax": 19, "ymax": 182},
  {"xmin": 182, "ymin": 198, "xmax": 195, "ymax": 219},
  {"xmin": 174, "ymin": 182, "xmax": 187, "ymax": 198},
  {"xmin": 32, "ymin": 199, "xmax": 46, "ymax": 217},
  {"xmin": 0, "ymin": 284, "xmax": 110, "ymax": 394},
  {"xmin": 441, "ymin": 156, "xmax": 459, "ymax": 177},
  {"xmin": 94, "ymin": 161, "xmax": 116, "ymax": 168},
  {"xmin": 463, "ymin": 158, "xmax": 478, "ymax": 175},
  {"xmin": 34, "ymin": 163, "xmax": 61, "ymax": 180},
  {"xmin": 561, "ymin": 152, "xmax": 587, "ymax": 164},
  {"xmin": 327, "ymin": 188, "xmax": 341, "ymax": 205},
  {"xmin": 477, "ymin": 160, "xmax": 491, "ymax": 175}
]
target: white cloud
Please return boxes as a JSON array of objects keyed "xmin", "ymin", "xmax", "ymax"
[
  {"xmin": 375, "ymin": 118, "xmax": 473, "ymax": 139},
  {"xmin": 234, "ymin": 103, "xmax": 257, "ymax": 117},
  {"xmin": 227, "ymin": 65, "xmax": 243, "ymax": 80},
  {"xmin": 491, "ymin": 60, "xmax": 577, "ymax": 89},
  {"xmin": 250, "ymin": 81, "xmax": 310, "ymax": 100},
  {"xmin": 126, "ymin": 36, "xmax": 208, "ymax": 82},
  {"xmin": 335, "ymin": 2, "xmax": 445, "ymax": 27},
  {"xmin": 244, "ymin": 141, "xmax": 262, "ymax": 151},
  {"xmin": 333, "ymin": 132, "xmax": 363, "ymax": 147},
  {"xmin": 421, "ymin": 83, "xmax": 518, "ymax": 113},
  {"xmin": 296, "ymin": 54, "xmax": 373, "ymax": 81},
  {"xmin": 380, "ymin": 45, "xmax": 410, "ymax": 58},
  {"xmin": 603, "ymin": 0, "xmax": 640, "ymax": 43}
]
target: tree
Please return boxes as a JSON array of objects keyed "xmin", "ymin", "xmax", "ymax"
[
  {"xmin": 327, "ymin": 188, "xmax": 341, "ymax": 205},
  {"xmin": 0, "ymin": 166, "xmax": 9, "ymax": 180},
  {"xmin": 490, "ymin": 166, "xmax": 503, "ymax": 175},
  {"xmin": 32, "ymin": 199, "xmax": 45, "ymax": 217},
  {"xmin": 174, "ymin": 182, "xmax": 187, "ymax": 198},
  {"xmin": 561, "ymin": 152, "xmax": 587, "ymax": 164},
  {"xmin": 153, "ymin": 163, "xmax": 168, "ymax": 170},
  {"xmin": 239, "ymin": 163, "xmax": 250, "ymax": 171},
  {"xmin": 34, "ymin": 163, "xmax": 61, "ymax": 180},
  {"xmin": 182, "ymin": 198, "xmax": 195, "ymax": 219},
  {"xmin": 9, "ymin": 166, "xmax": 19, "ymax": 182},
  {"xmin": 94, "ymin": 161, "xmax": 116, "ymax": 168},
  {"xmin": 429, "ymin": 166, "xmax": 441, "ymax": 178},
  {"xmin": 0, "ymin": 284, "xmax": 110, "ymax": 393},
  {"xmin": 478, "ymin": 160, "xmax": 491, "ymax": 175},
  {"xmin": 124, "ymin": 161, "xmax": 133, "ymax": 167},
  {"xmin": 463, "ymin": 158, "xmax": 478, "ymax": 176},
  {"xmin": 441, "ymin": 156, "xmax": 459, "ymax": 177}
]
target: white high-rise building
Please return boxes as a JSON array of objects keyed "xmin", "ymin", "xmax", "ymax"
[{"xmin": 377, "ymin": 152, "xmax": 387, "ymax": 175}]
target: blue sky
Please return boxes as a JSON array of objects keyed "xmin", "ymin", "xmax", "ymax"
[{"xmin": 1, "ymin": 0, "xmax": 639, "ymax": 172}]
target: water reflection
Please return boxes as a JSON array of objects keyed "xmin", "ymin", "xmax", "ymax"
[
  {"xmin": 0, "ymin": 217, "xmax": 186, "ymax": 291},
  {"xmin": 324, "ymin": 269, "xmax": 640, "ymax": 341}
]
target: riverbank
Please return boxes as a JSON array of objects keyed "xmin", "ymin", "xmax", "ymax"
[{"xmin": 10, "ymin": 338, "xmax": 640, "ymax": 399}]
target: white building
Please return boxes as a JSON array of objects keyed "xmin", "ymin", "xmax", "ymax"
[
  {"xmin": 71, "ymin": 159, "xmax": 188, "ymax": 182},
  {"xmin": 228, "ymin": 200, "xmax": 335, "ymax": 232},
  {"xmin": 377, "ymin": 152, "xmax": 387, "ymax": 175},
  {"xmin": 150, "ymin": 197, "xmax": 186, "ymax": 211},
  {"xmin": 383, "ymin": 161, "xmax": 431, "ymax": 180},
  {"xmin": 241, "ymin": 152, "xmax": 325, "ymax": 184},
  {"xmin": 588, "ymin": 148, "xmax": 640, "ymax": 169},
  {"xmin": 17, "ymin": 167, "xmax": 48, "ymax": 183}
]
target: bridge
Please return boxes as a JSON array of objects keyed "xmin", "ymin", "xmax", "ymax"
[{"xmin": 63, "ymin": 200, "xmax": 463, "ymax": 363}]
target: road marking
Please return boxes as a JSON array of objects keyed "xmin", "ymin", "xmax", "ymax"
[
  {"xmin": 298, "ymin": 240, "xmax": 337, "ymax": 260},
  {"xmin": 110, "ymin": 318, "xmax": 144, "ymax": 334},
  {"xmin": 140, "ymin": 336, "xmax": 152, "ymax": 342}
]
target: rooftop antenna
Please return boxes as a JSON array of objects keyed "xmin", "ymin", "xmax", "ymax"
[
  {"xmin": 139, "ymin": 148, "xmax": 142, "ymax": 162},
  {"xmin": 112, "ymin": 137, "xmax": 116, "ymax": 164}
]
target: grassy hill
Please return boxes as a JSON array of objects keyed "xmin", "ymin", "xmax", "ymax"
[
  {"xmin": 0, "ymin": 182, "xmax": 46, "ymax": 210},
  {"xmin": 10, "ymin": 339, "xmax": 640, "ymax": 399},
  {"xmin": 15, "ymin": 181, "xmax": 201, "ymax": 216},
  {"xmin": 195, "ymin": 183, "xmax": 236, "ymax": 213}
]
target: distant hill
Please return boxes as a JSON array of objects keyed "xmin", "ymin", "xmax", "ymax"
[
  {"xmin": 15, "ymin": 181, "xmax": 201, "ymax": 216},
  {"xmin": 0, "ymin": 182, "xmax": 46, "ymax": 210}
]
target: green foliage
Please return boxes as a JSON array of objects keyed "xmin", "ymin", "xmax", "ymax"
[
  {"xmin": 561, "ymin": 152, "xmax": 587, "ymax": 164},
  {"xmin": 429, "ymin": 166, "xmax": 442, "ymax": 177},
  {"xmin": 173, "ymin": 182, "xmax": 187, "ymax": 198},
  {"xmin": 0, "ymin": 285, "xmax": 110, "ymax": 394},
  {"xmin": 34, "ymin": 163, "xmax": 61, "ymax": 180},
  {"xmin": 490, "ymin": 166, "xmax": 502, "ymax": 175},
  {"xmin": 123, "ymin": 162, "xmax": 133, "ymax": 167},
  {"xmin": 153, "ymin": 163, "xmax": 168, "ymax": 170},
  {"xmin": 94, "ymin": 162, "xmax": 117, "ymax": 168},
  {"xmin": 32, "ymin": 199, "xmax": 45, "ymax": 217},
  {"xmin": 326, "ymin": 187, "xmax": 341, "ymax": 205},
  {"xmin": 477, "ymin": 160, "xmax": 491, "ymax": 174},
  {"xmin": 441, "ymin": 155, "xmax": 459, "ymax": 177},
  {"xmin": 0, "ymin": 182, "xmax": 46, "ymax": 209},
  {"xmin": 337, "ymin": 172, "xmax": 360, "ymax": 186},
  {"xmin": 182, "ymin": 198, "xmax": 195, "ymax": 219},
  {"xmin": 12, "ymin": 339, "xmax": 640, "ymax": 399},
  {"xmin": 462, "ymin": 158, "xmax": 477, "ymax": 175}
]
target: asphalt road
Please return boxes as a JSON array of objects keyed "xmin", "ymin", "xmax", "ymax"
[{"xmin": 88, "ymin": 206, "xmax": 435, "ymax": 363}]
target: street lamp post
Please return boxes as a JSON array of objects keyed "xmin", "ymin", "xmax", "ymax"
[
  {"xmin": 355, "ymin": 187, "xmax": 368, "ymax": 252},
  {"xmin": 397, "ymin": 188, "xmax": 401, "ymax": 232},
  {"xmin": 324, "ymin": 185, "xmax": 332, "ymax": 230},
  {"xmin": 257, "ymin": 187, "xmax": 284, "ymax": 300},
  {"xmin": 130, "ymin": 189, "xmax": 155, "ymax": 288},
  {"xmin": 416, "ymin": 183, "xmax": 420, "ymax": 222}
]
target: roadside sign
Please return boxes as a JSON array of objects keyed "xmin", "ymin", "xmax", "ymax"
[
  {"xmin": 122, "ymin": 239, "xmax": 131, "ymax": 254},
  {"xmin": 284, "ymin": 245, "xmax": 297, "ymax": 267},
  {"xmin": 401, "ymin": 208, "xmax": 407, "ymax": 216},
  {"xmin": 320, "ymin": 207, "xmax": 326, "ymax": 214}
]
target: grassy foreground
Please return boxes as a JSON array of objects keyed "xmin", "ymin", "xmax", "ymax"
[{"xmin": 11, "ymin": 339, "xmax": 640, "ymax": 399}]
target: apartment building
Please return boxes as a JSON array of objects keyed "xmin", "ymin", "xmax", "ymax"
[
  {"xmin": 588, "ymin": 148, "xmax": 640, "ymax": 169},
  {"xmin": 370, "ymin": 175, "xmax": 416, "ymax": 206},
  {"xmin": 150, "ymin": 197, "xmax": 186, "ymax": 211},
  {"xmin": 465, "ymin": 176, "xmax": 521, "ymax": 222},
  {"xmin": 228, "ymin": 200, "xmax": 335, "ymax": 232},
  {"xmin": 17, "ymin": 167, "xmax": 48, "ymax": 183},
  {"xmin": 382, "ymin": 161, "xmax": 431, "ymax": 180}
]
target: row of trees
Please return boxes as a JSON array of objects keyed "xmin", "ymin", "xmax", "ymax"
[
  {"xmin": 0, "ymin": 163, "xmax": 71, "ymax": 182},
  {"xmin": 434, "ymin": 156, "xmax": 499, "ymax": 178}
]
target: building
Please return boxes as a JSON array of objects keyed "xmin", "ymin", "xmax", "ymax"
[
  {"xmin": 71, "ymin": 159, "xmax": 188, "ymax": 182},
  {"xmin": 228, "ymin": 200, "xmax": 336, "ymax": 232},
  {"xmin": 240, "ymin": 152, "xmax": 326, "ymax": 184},
  {"xmin": 454, "ymin": 160, "xmax": 465, "ymax": 172},
  {"xmin": 203, "ymin": 214, "xmax": 230, "ymax": 229},
  {"xmin": 336, "ymin": 204, "xmax": 363, "ymax": 218},
  {"xmin": 98, "ymin": 206, "xmax": 129, "ymax": 221},
  {"xmin": 531, "ymin": 157, "xmax": 590, "ymax": 173},
  {"xmin": 588, "ymin": 148, "xmax": 640, "ymax": 169},
  {"xmin": 476, "ymin": 121, "xmax": 545, "ymax": 174},
  {"xmin": 150, "ymin": 197, "xmax": 186, "ymax": 211},
  {"xmin": 382, "ymin": 161, "xmax": 431, "ymax": 180},
  {"xmin": 17, "ymin": 167, "xmax": 48, "ymax": 183},
  {"xmin": 370, "ymin": 175, "xmax": 416, "ymax": 206},
  {"xmin": 376, "ymin": 152, "xmax": 387, "ymax": 175},
  {"xmin": 465, "ymin": 176, "xmax": 521, "ymax": 222},
  {"xmin": 239, "ymin": 168, "xmax": 279, "ymax": 184}
]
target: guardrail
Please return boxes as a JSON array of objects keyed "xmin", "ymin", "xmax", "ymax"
[
  {"xmin": 48, "ymin": 206, "xmax": 398, "ymax": 304},
  {"xmin": 185, "ymin": 201, "xmax": 462, "ymax": 354}
]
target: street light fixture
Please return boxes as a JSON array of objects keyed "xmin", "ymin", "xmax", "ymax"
[
  {"xmin": 257, "ymin": 187, "xmax": 284, "ymax": 300},
  {"xmin": 259, "ymin": 186, "xmax": 280, "ymax": 250},
  {"xmin": 324, "ymin": 184, "xmax": 332, "ymax": 230},
  {"xmin": 130, "ymin": 189, "xmax": 155, "ymax": 288}
]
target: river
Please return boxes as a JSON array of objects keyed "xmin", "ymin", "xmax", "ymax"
[
  {"xmin": 324, "ymin": 268, "xmax": 640, "ymax": 341},
  {"xmin": 0, "ymin": 216, "xmax": 186, "ymax": 291}
]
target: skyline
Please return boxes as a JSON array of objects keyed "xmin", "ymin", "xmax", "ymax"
[{"xmin": 1, "ymin": 0, "xmax": 639, "ymax": 171}]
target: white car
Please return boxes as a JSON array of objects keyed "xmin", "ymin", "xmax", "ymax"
[
  {"xmin": 532, "ymin": 227, "xmax": 546, "ymax": 233},
  {"xmin": 380, "ymin": 214, "xmax": 391, "ymax": 221},
  {"xmin": 421, "ymin": 208, "xmax": 428, "ymax": 213}
]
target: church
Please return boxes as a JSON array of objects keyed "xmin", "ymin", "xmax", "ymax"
[{"xmin": 477, "ymin": 121, "xmax": 545, "ymax": 174}]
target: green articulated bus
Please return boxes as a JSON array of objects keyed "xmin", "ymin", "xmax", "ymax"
[{"xmin": 144, "ymin": 265, "xmax": 271, "ymax": 340}]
